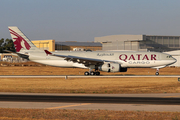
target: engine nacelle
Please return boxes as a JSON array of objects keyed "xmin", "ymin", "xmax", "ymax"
[{"xmin": 98, "ymin": 63, "xmax": 127, "ymax": 72}]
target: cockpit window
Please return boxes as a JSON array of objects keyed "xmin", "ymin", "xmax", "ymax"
[{"xmin": 166, "ymin": 55, "xmax": 172, "ymax": 58}]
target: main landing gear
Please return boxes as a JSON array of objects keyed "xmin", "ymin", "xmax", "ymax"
[
  {"xmin": 155, "ymin": 68, "xmax": 159, "ymax": 76},
  {"xmin": 84, "ymin": 66, "xmax": 100, "ymax": 76},
  {"xmin": 84, "ymin": 67, "xmax": 100, "ymax": 76},
  {"xmin": 84, "ymin": 71, "xmax": 100, "ymax": 76}
]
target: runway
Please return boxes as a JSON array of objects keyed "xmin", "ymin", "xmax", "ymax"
[
  {"xmin": 1, "ymin": 93, "xmax": 180, "ymax": 104},
  {"xmin": 1, "ymin": 93, "xmax": 180, "ymax": 111},
  {"xmin": 0, "ymin": 75, "xmax": 180, "ymax": 78}
]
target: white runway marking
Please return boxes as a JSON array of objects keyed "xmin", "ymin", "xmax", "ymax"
[{"xmin": 0, "ymin": 75, "xmax": 180, "ymax": 78}]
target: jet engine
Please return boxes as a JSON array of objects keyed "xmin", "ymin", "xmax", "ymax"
[{"xmin": 98, "ymin": 63, "xmax": 127, "ymax": 72}]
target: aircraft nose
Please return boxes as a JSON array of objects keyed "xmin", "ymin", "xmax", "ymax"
[{"xmin": 172, "ymin": 57, "xmax": 177, "ymax": 64}]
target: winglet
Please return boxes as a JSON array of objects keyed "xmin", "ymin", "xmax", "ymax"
[{"xmin": 44, "ymin": 50, "xmax": 52, "ymax": 56}]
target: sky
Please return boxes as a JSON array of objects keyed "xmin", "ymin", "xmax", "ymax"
[{"xmin": 1, "ymin": 0, "xmax": 180, "ymax": 42}]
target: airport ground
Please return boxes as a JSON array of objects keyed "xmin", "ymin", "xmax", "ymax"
[
  {"xmin": 1, "ymin": 62, "xmax": 180, "ymax": 119},
  {"xmin": 0, "ymin": 62, "xmax": 180, "ymax": 94},
  {"xmin": 0, "ymin": 61, "xmax": 180, "ymax": 76},
  {"xmin": 0, "ymin": 77, "xmax": 180, "ymax": 94}
]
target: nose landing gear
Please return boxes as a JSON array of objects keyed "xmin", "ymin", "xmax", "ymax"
[{"xmin": 155, "ymin": 68, "xmax": 159, "ymax": 76}]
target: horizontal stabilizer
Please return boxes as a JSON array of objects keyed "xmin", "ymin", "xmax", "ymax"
[{"xmin": 4, "ymin": 50, "xmax": 29, "ymax": 60}]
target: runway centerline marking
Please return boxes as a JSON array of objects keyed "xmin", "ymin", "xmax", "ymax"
[{"xmin": 47, "ymin": 103, "xmax": 91, "ymax": 109}]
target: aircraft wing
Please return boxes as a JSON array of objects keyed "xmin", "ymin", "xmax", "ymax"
[{"xmin": 44, "ymin": 50, "xmax": 106, "ymax": 66}]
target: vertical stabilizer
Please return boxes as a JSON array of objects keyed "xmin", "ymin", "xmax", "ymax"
[{"xmin": 8, "ymin": 26, "xmax": 40, "ymax": 52}]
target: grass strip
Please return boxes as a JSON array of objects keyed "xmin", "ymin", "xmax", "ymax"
[
  {"xmin": 0, "ymin": 77, "xmax": 179, "ymax": 94},
  {"xmin": 0, "ymin": 108, "xmax": 180, "ymax": 120}
]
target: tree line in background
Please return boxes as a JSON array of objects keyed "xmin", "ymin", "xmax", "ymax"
[{"xmin": 0, "ymin": 38, "xmax": 16, "ymax": 53}]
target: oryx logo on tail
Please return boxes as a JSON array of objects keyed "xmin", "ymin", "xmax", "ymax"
[{"xmin": 9, "ymin": 28, "xmax": 31, "ymax": 52}]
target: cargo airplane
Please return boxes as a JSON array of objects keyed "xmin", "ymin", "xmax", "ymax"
[{"xmin": 7, "ymin": 26, "xmax": 176, "ymax": 75}]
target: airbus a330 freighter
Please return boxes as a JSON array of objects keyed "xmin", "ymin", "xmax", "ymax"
[{"xmin": 8, "ymin": 26, "xmax": 176, "ymax": 75}]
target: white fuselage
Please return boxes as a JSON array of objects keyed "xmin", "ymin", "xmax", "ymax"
[{"xmin": 27, "ymin": 51, "xmax": 176, "ymax": 69}]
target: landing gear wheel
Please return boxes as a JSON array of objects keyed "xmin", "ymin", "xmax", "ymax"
[
  {"xmin": 155, "ymin": 68, "xmax": 159, "ymax": 76},
  {"xmin": 84, "ymin": 71, "xmax": 89, "ymax": 76},
  {"xmin": 90, "ymin": 71, "xmax": 95, "ymax": 75},
  {"xmin": 95, "ymin": 72, "xmax": 100, "ymax": 76},
  {"xmin": 155, "ymin": 72, "xmax": 159, "ymax": 76}
]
